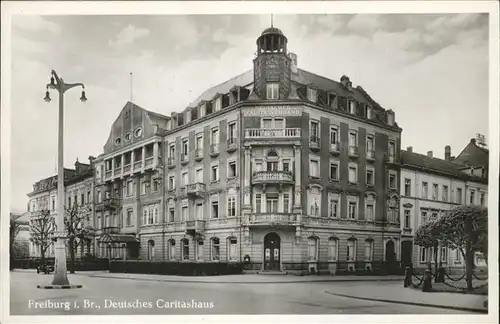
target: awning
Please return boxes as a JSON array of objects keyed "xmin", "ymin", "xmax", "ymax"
[{"xmin": 98, "ymin": 233, "xmax": 139, "ymax": 244}]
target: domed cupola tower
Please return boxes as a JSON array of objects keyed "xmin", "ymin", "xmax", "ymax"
[{"xmin": 253, "ymin": 25, "xmax": 292, "ymax": 100}]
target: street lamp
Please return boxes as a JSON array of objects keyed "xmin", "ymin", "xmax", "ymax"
[{"xmin": 40, "ymin": 70, "xmax": 86, "ymax": 288}]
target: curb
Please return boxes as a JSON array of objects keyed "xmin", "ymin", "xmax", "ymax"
[
  {"xmin": 37, "ymin": 284, "xmax": 83, "ymax": 289},
  {"xmin": 324, "ymin": 290, "xmax": 488, "ymax": 314},
  {"xmin": 89, "ymin": 274, "xmax": 404, "ymax": 284}
]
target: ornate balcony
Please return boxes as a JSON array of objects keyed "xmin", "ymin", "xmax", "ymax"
[
  {"xmin": 187, "ymin": 182, "xmax": 206, "ymax": 198},
  {"xmin": 244, "ymin": 128, "xmax": 301, "ymax": 140},
  {"xmin": 246, "ymin": 213, "xmax": 298, "ymax": 226},
  {"xmin": 102, "ymin": 226, "xmax": 121, "ymax": 234},
  {"xmin": 95, "ymin": 198, "xmax": 120, "ymax": 211},
  {"xmin": 180, "ymin": 153, "xmax": 189, "ymax": 166},
  {"xmin": 366, "ymin": 149, "xmax": 375, "ymax": 162},
  {"xmin": 348, "ymin": 145, "xmax": 359, "ymax": 158},
  {"xmin": 184, "ymin": 220, "xmax": 205, "ymax": 236},
  {"xmin": 167, "ymin": 157, "xmax": 176, "ymax": 169},
  {"xmin": 210, "ymin": 144, "xmax": 220, "ymax": 157},
  {"xmin": 310, "ymin": 136, "xmax": 321, "ymax": 151},
  {"xmin": 227, "ymin": 138, "xmax": 237, "ymax": 153},
  {"xmin": 329, "ymin": 142, "xmax": 340, "ymax": 156},
  {"xmin": 252, "ymin": 171, "xmax": 294, "ymax": 185},
  {"xmin": 194, "ymin": 148, "xmax": 204, "ymax": 162}
]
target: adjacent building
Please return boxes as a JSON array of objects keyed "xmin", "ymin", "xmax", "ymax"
[
  {"xmin": 399, "ymin": 141, "xmax": 488, "ymax": 271},
  {"xmin": 91, "ymin": 25, "xmax": 404, "ymax": 274}
]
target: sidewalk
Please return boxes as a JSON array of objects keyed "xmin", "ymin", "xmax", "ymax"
[{"xmin": 325, "ymin": 283, "xmax": 488, "ymax": 313}]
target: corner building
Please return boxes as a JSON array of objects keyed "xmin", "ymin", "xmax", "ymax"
[{"xmin": 93, "ymin": 26, "xmax": 403, "ymax": 274}]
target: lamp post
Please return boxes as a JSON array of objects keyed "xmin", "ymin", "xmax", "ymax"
[{"xmin": 40, "ymin": 70, "xmax": 86, "ymax": 288}]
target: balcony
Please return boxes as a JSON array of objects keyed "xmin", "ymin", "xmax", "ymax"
[
  {"xmin": 145, "ymin": 156, "xmax": 154, "ymax": 167},
  {"xmin": 134, "ymin": 161, "xmax": 142, "ymax": 170},
  {"xmin": 244, "ymin": 128, "xmax": 301, "ymax": 140},
  {"xmin": 180, "ymin": 153, "xmax": 189, "ymax": 166},
  {"xmin": 210, "ymin": 144, "xmax": 220, "ymax": 157},
  {"xmin": 348, "ymin": 145, "xmax": 359, "ymax": 158},
  {"xmin": 187, "ymin": 183, "xmax": 206, "ymax": 198},
  {"xmin": 184, "ymin": 220, "xmax": 205, "ymax": 235},
  {"xmin": 95, "ymin": 198, "xmax": 120, "ymax": 211},
  {"xmin": 102, "ymin": 226, "xmax": 120, "ymax": 234},
  {"xmin": 105, "ymin": 170, "xmax": 112, "ymax": 179},
  {"xmin": 167, "ymin": 157, "xmax": 176, "ymax": 169},
  {"xmin": 366, "ymin": 149, "xmax": 375, "ymax": 162},
  {"xmin": 114, "ymin": 167, "xmax": 122, "ymax": 176},
  {"xmin": 194, "ymin": 148, "xmax": 204, "ymax": 162},
  {"xmin": 253, "ymin": 171, "xmax": 293, "ymax": 185},
  {"xmin": 227, "ymin": 138, "xmax": 237, "ymax": 153},
  {"xmin": 309, "ymin": 136, "xmax": 320, "ymax": 151},
  {"xmin": 123, "ymin": 164, "xmax": 131, "ymax": 173},
  {"xmin": 246, "ymin": 213, "xmax": 298, "ymax": 226},
  {"xmin": 387, "ymin": 154, "xmax": 397, "ymax": 164},
  {"xmin": 329, "ymin": 142, "xmax": 340, "ymax": 156}
]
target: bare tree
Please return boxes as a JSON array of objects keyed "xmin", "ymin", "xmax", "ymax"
[
  {"xmin": 10, "ymin": 217, "xmax": 21, "ymax": 270},
  {"xmin": 29, "ymin": 209, "xmax": 56, "ymax": 267},
  {"xmin": 65, "ymin": 202, "xmax": 95, "ymax": 273}
]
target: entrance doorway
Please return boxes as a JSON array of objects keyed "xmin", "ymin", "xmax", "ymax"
[
  {"xmin": 385, "ymin": 240, "xmax": 396, "ymax": 273},
  {"xmin": 401, "ymin": 241, "xmax": 413, "ymax": 268},
  {"xmin": 264, "ymin": 232, "xmax": 281, "ymax": 271}
]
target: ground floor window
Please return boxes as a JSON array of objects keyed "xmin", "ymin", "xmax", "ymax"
[
  {"xmin": 419, "ymin": 247, "xmax": 427, "ymax": 263},
  {"xmin": 440, "ymin": 247, "xmax": 447, "ymax": 263},
  {"xmin": 211, "ymin": 238, "xmax": 220, "ymax": 260},
  {"xmin": 228, "ymin": 237, "xmax": 238, "ymax": 261},
  {"xmin": 181, "ymin": 239, "xmax": 189, "ymax": 260},
  {"xmin": 347, "ymin": 239, "xmax": 357, "ymax": 261},
  {"xmin": 364, "ymin": 239, "xmax": 373, "ymax": 261},
  {"xmin": 328, "ymin": 238, "xmax": 338, "ymax": 261},
  {"xmin": 148, "ymin": 240, "xmax": 155, "ymax": 260},
  {"xmin": 169, "ymin": 239, "xmax": 176, "ymax": 260},
  {"xmin": 454, "ymin": 249, "xmax": 462, "ymax": 263},
  {"xmin": 196, "ymin": 240, "xmax": 204, "ymax": 260},
  {"xmin": 308, "ymin": 237, "xmax": 318, "ymax": 261}
]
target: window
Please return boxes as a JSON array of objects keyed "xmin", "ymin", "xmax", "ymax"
[
  {"xmin": 348, "ymin": 165, "xmax": 357, "ymax": 183},
  {"xmin": 211, "ymin": 128, "xmax": 219, "ymax": 145},
  {"xmin": 440, "ymin": 247, "xmax": 447, "ymax": 263},
  {"xmin": 182, "ymin": 239, "xmax": 189, "ymax": 260},
  {"xmin": 266, "ymin": 193, "xmax": 279, "ymax": 213},
  {"xmin": 227, "ymin": 196, "xmax": 236, "ymax": 217},
  {"xmin": 366, "ymin": 106, "xmax": 373, "ymax": 119},
  {"xmin": 432, "ymin": 184, "xmax": 438, "ymax": 200},
  {"xmin": 96, "ymin": 215, "xmax": 101, "ymax": 229},
  {"xmin": 421, "ymin": 211, "xmax": 428, "ymax": 225},
  {"xmin": 455, "ymin": 249, "xmax": 462, "ymax": 263},
  {"xmin": 126, "ymin": 210, "xmax": 132, "ymax": 227},
  {"xmin": 328, "ymin": 238, "xmax": 338, "ymax": 261},
  {"xmin": 195, "ymin": 203, "xmax": 203, "ymax": 220},
  {"xmin": 349, "ymin": 131, "xmax": 357, "ymax": 147},
  {"xmin": 404, "ymin": 210, "xmax": 411, "ymax": 228},
  {"xmin": 349, "ymin": 100, "xmax": 356, "ymax": 114},
  {"xmin": 431, "ymin": 212, "xmax": 438, "ymax": 222},
  {"xmin": 366, "ymin": 168, "xmax": 374, "ymax": 186},
  {"xmin": 365, "ymin": 203, "xmax": 374, "ymax": 221},
  {"xmin": 442, "ymin": 186, "xmax": 448, "ymax": 202},
  {"xmin": 182, "ymin": 139, "xmax": 189, "ymax": 157},
  {"xmin": 480, "ymin": 193, "xmax": 485, "ymax": 206},
  {"xmin": 181, "ymin": 205, "xmax": 188, "ymax": 221},
  {"xmin": 310, "ymin": 121, "xmax": 319, "ymax": 139},
  {"xmin": 419, "ymin": 247, "xmax": 427, "ymax": 263},
  {"xmin": 228, "ymin": 161, "xmax": 237, "ymax": 178},
  {"xmin": 228, "ymin": 238, "xmax": 238, "ymax": 261},
  {"xmin": 364, "ymin": 240, "xmax": 373, "ymax": 261},
  {"xmin": 127, "ymin": 181, "xmax": 133, "ymax": 196},
  {"xmin": 214, "ymin": 97, "xmax": 222, "ymax": 112},
  {"xmin": 152, "ymin": 178, "xmax": 159, "ymax": 192},
  {"xmin": 181, "ymin": 172, "xmax": 188, "ymax": 188},
  {"xmin": 211, "ymin": 165, "xmax": 219, "ymax": 181},
  {"xmin": 404, "ymin": 179, "xmax": 411, "ymax": 196},
  {"xmin": 366, "ymin": 135, "xmax": 374, "ymax": 151},
  {"xmin": 195, "ymin": 169, "xmax": 203, "ymax": 183},
  {"xmin": 389, "ymin": 173, "xmax": 396, "ymax": 189},
  {"xmin": 168, "ymin": 176, "xmax": 175, "ymax": 190},
  {"xmin": 422, "ymin": 182, "xmax": 428, "ymax": 199},
  {"xmin": 329, "ymin": 196, "xmax": 338, "ymax": 218},
  {"xmin": 388, "ymin": 141, "xmax": 396, "ymax": 159},
  {"xmin": 282, "ymin": 160, "xmax": 290, "ymax": 172},
  {"xmin": 348, "ymin": 201, "xmax": 357, "ymax": 219},
  {"xmin": 330, "ymin": 126, "xmax": 339, "ymax": 144},
  {"xmin": 456, "ymin": 188, "xmax": 463, "ymax": 204},
  {"xmin": 68, "ymin": 197, "xmax": 72, "ymax": 208},
  {"xmin": 97, "ymin": 190, "xmax": 102, "ymax": 203},
  {"xmin": 307, "ymin": 88, "xmax": 317, "ymax": 102},
  {"xmin": 141, "ymin": 181, "xmax": 147, "ymax": 195},
  {"xmin": 329, "ymin": 162, "xmax": 338, "ymax": 181},
  {"xmin": 255, "ymin": 194, "xmax": 262, "ymax": 213},
  {"xmin": 228, "ymin": 122, "xmax": 236, "ymax": 143},
  {"xmin": 81, "ymin": 193, "xmax": 85, "ymax": 205},
  {"xmin": 169, "ymin": 144, "xmax": 175, "ymax": 158},
  {"xmin": 148, "ymin": 240, "xmax": 155, "ymax": 261},
  {"xmin": 308, "ymin": 237, "xmax": 318, "ymax": 261},
  {"xmin": 283, "ymin": 193, "xmax": 290, "ymax": 213},
  {"xmin": 169, "ymin": 208, "xmax": 175, "ymax": 222},
  {"xmin": 211, "ymin": 199, "xmax": 219, "ymax": 219},
  {"xmin": 52, "ymin": 197, "xmax": 55, "ymax": 210},
  {"xmin": 211, "ymin": 238, "xmax": 220, "ymax": 260},
  {"xmin": 310, "ymin": 159, "xmax": 320, "ymax": 178},
  {"xmin": 169, "ymin": 240, "xmax": 176, "ymax": 260},
  {"xmin": 266, "ymin": 83, "xmax": 279, "ymax": 99},
  {"xmin": 267, "ymin": 160, "xmax": 278, "ymax": 171},
  {"xmin": 308, "ymin": 188, "xmax": 321, "ymax": 216},
  {"xmin": 196, "ymin": 134, "xmax": 203, "ymax": 149},
  {"xmin": 347, "ymin": 240, "xmax": 357, "ymax": 261},
  {"xmin": 196, "ymin": 240, "xmax": 204, "ymax": 260},
  {"xmin": 470, "ymin": 190, "xmax": 475, "ymax": 205}
]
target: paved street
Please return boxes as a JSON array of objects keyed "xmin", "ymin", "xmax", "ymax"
[{"xmin": 10, "ymin": 271, "xmax": 474, "ymax": 315}]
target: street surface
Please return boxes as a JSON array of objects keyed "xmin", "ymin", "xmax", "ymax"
[{"xmin": 10, "ymin": 271, "xmax": 473, "ymax": 315}]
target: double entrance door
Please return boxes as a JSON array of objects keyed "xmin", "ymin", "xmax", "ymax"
[{"xmin": 264, "ymin": 232, "xmax": 281, "ymax": 271}]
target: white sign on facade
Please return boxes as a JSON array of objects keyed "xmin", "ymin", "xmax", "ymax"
[{"xmin": 243, "ymin": 105, "xmax": 302, "ymax": 117}]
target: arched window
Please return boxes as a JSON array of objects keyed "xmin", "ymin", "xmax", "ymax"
[
  {"xmin": 196, "ymin": 239, "xmax": 204, "ymax": 261},
  {"xmin": 181, "ymin": 239, "xmax": 189, "ymax": 260},
  {"xmin": 168, "ymin": 239, "xmax": 176, "ymax": 260},
  {"xmin": 328, "ymin": 237, "xmax": 338, "ymax": 261},
  {"xmin": 211, "ymin": 238, "xmax": 220, "ymax": 261},
  {"xmin": 147, "ymin": 240, "xmax": 155, "ymax": 260},
  {"xmin": 364, "ymin": 239, "xmax": 374, "ymax": 261},
  {"xmin": 308, "ymin": 237, "xmax": 319, "ymax": 261},
  {"xmin": 347, "ymin": 238, "xmax": 357, "ymax": 261},
  {"xmin": 266, "ymin": 150, "xmax": 279, "ymax": 171},
  {"xmin": 227, "ymin": 237, "xmax": 238, "ymax": 261}
]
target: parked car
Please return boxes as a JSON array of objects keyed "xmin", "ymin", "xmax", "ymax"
[{"xmin": 36, "ymin": 260, "xmax": 55, "ymax": 274}]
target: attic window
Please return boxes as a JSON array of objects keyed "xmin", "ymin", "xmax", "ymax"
[
  {"xmin": 134, "ymin": 127, "xmax": 143, "ymax": 138},
  {"xmin": 115, "ymin": 138, "xmax": 122, "ymax": 146},
  {"xmin": 387, "ymin": 112, "xmax": 394, "ymax": 126},
  {"xmin": 349, "ymin": 100, "xmax": 356, "ymax": 114},
  {"xmin": 266, "ymin": 83, "xmax": 279, "ymax": 100},
  {"xmin": 124, "ymin": 133, "xmax": 131, "ymax": 141},
  {"xmin": 199, "ymin": 104, "xmax": 206, "ymax": 118},
  {"xmin": 366, "ymin": 106, "xmax": 372, "ymax": 119},
  {"xmin": 213, "ymin": 97, "xmax": 222, "ymax": 112},
  {"xmin": 328, "ymin": 94, "xmax": 337, "ymax": 109},
  {"xmin": 307, "ymin": 88, "xmax": 317, "ymax": 102}
]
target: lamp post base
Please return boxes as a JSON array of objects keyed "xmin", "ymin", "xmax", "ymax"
[{"xmin": 37, "ymin": 284, "xmax": 82, "ymax": 289}]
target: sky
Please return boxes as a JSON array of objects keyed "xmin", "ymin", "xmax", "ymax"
[{"xmin": 9, "ymin": 13, "xmax": 489, "ymax": 212}]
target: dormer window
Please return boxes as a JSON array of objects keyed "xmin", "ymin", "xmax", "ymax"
[
  {"xmin": 366, "ymin": 105, "xmax": 372, "ymax": 119},
  {"xmin": 349, "ymin": 100, "xmax": 356, "ymax": 114},
  {"xmin": 266, "ymin": 83, "xmax": 279, "ymax": 100},
  {"xmin": 166, "ymin": 120, "xmax": 172, "ymax": 130},
  {"xmin": 185, "ymin": 110, "xmax": 191, "ymax": 124},
  {"xmin": 214, "ymin": 97, "xmax": 222, "ymax": 112},
  {"xmin": 307, "ymin": 88, "xmax": 317, "ymax": 102},
  {"xmin": 387, "ymin": 111, "xmax": 395, "ymax": 126},
  {"xmin": 328, "ymin": 93, "xmax": 337, "ymax": 109},
  {"xmin": 199, "ymin": 103, "xmax": 206, "ymax": 118}
]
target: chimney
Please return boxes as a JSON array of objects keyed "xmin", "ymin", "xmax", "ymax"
[
  {"xmin": 470, "ymin": 138, "xmax": 476, "ymax": 144},
  {"xmin": 289, "ymin": 53, "xmax": 298, "ymax": 73},
  {"xmin": 340, "ymin": 75, "xmax": 350, "ymax": 87},
  {"xmin": 427, "ymin": 151, "xmax": 433, "ymax": 158},
  {"xmin": 406, "ymin": 146, "xmax": 413, "ymax": 153},
  {"xmin": 75, "ymin": 158, "xmax": 80, "ymax": 174},
  {"xmin": 444, "ymin": 146, "xmax": 451, "ymax": 161}
]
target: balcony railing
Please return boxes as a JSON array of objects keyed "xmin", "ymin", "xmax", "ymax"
[
  {"xmin": 194, "ymin": 148, "xmax": 204, "ymax": 161},
  {"xmin": 134, "ymin": 161, "xmax": 142, "ymax": 169},
  {"xmin": 329, "ymin": 142, "xmax": 340, "ymax": 155},
  {"xmin": 310, "ymin": 136, "xmax": 320, "ymax": 150},
  {"xmin": 123, "ymin": 164, "xmax": 131, "ymax": 173},
  {"xmin": 245, "ymin": 128, "xmax": 301, "ymax": 139},
  {"xmin": 387, "ymin": 154, "xmax": 396, "ymax": 163},
  {"xmin": 247, "ymin": 213, "xmax": 298, "ymax": 226},
  {"xmin": 180, "ymin": 153, "xmax": 189, "ymax": 165},
  {"xmin": 167, "ymin": 157, "xmax": 176, "ymax": 168},
  {"xmin": 348, "ymin": 145, "xmax": 359, "ymax": 157},
  {"xmin": 185, "ymin": 220, "xmax": 205, "ymax": 233},
  {"xmin": 210, "ymin": 144, "xmax": 220, "ymax": 157},
  {"xmin": 227, "ymin": 138, "xmax": 237, "ymax": 152},
  {"xmin": 366, "ymin": 149, "xmax": 375, "ymax": 161},
  {"xmin": 102, "ymin": 226, "xmax": 120, "ymax": 234},
  {"xmin": 105, "ymin": 171, "xmax": 112, "ymax": 178},
  {"xmin": 253, "ymin": 171, "xmax": 293, "ymax": 184},
  {"xmin": 145, "ymin": 157, "xmax": 154, "ymax": 166},
  {"xmin": 187, "ymin": 183, "xmax": 206, "ymax": 197}
]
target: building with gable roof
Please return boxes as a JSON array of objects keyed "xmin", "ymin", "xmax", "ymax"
[{"xmin": 90, "ymin": 25, "xmax": 404, "ymax": 274}]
